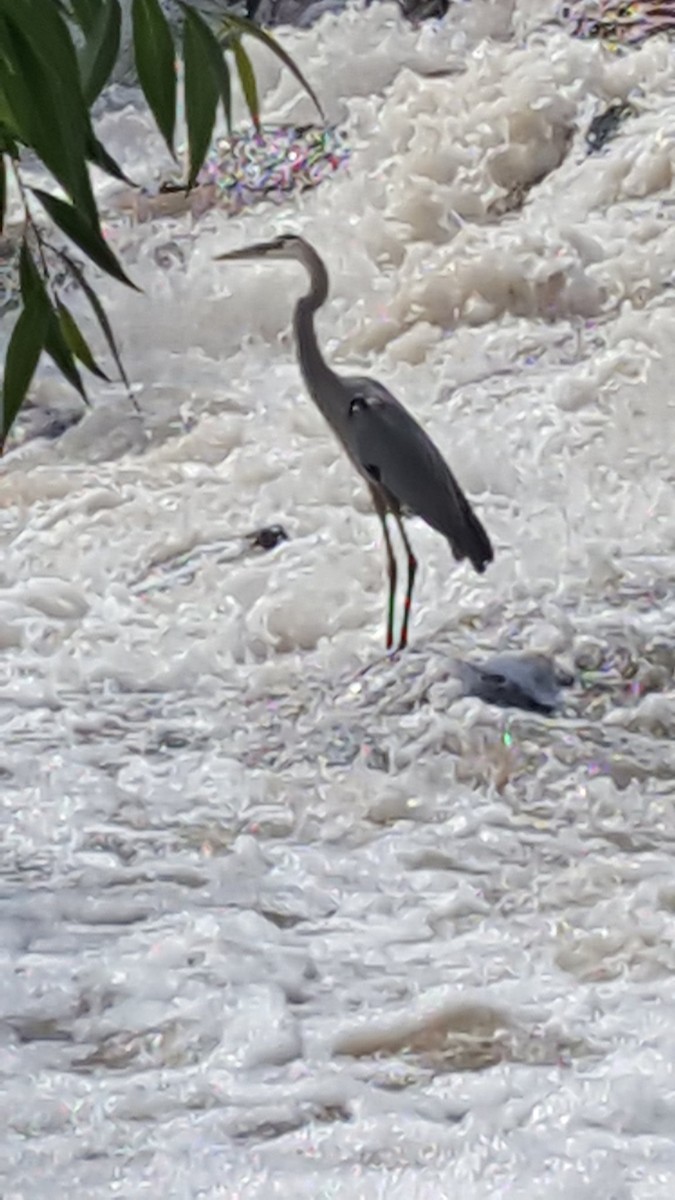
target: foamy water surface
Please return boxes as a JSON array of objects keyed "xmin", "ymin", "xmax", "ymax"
[{"xmin": 2, "ymin": 2, "xmax": 675, "ymax": 1196}]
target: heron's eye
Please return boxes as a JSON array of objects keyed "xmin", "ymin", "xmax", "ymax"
[{"xmin": 350, "ymin": 395, "xmax": 368, "ymax": 415}]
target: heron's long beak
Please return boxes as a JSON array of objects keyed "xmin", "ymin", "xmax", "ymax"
[{"xmin": 214, "ymin": 240, "xmax": 276, "ymax": 263}]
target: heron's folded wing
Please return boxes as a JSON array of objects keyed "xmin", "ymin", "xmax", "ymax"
[{"xmin": 349, "ymin": 395, "xmax": 493, "ymax": 572}]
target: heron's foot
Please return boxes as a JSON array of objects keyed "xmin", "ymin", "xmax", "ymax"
[{"xmin": 347, "ymin": 648, "xmax": 402, "ymax": 685}]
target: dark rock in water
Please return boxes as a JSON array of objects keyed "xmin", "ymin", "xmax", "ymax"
[
  {"xmin": 8, "ymin": 403, "xmax": 84, "ymax": 448},
  {"xmin": 248, "ymin": 524, "xmax": 289, "ymax": 551},
  {"xmin": 248, "ymin": 0, "xmax": 346, "ymax": 25},
  {"xmin": 132, "ymin": 526, "xmax": 290, "ymax": 595},
  {"xmin": 249, "ymin": 0, "xmax": 449, "ymax": 26},
  {"xmin": 397, "ymin": 0, "xmax": 449, "ymax": 22},
  {"xmin": 585, "ymin": 102, "xmax": 633, "ymax": 155},
  {"xmin": 31, "ymin": 409, "xmax": 84, "ymax": 442},
  {"xmin": 456, "ymin": 652, "xmax": 574, "ymax": 715}
]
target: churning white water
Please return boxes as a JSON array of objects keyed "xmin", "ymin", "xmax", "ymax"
[{"xmin": 2, "ymin": 2, "xmax": 675, "ymax": 1195}]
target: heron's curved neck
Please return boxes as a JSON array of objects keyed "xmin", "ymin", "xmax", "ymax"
[{"xmin": 292, "ymin": 247, "xmax": 341, "ymax": 408}]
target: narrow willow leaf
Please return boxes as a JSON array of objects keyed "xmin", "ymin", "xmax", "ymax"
[
  {"xmin": 196, "ymin": 16, "xmax": 232, "ymax": 132},
  {"xmin": 79, "ymin": 0, "xmax": 122, "ymax": 105},
  {"xmin": 132, "ymin": 0, "xmax": 177, "ymax": 156},
  {"xmin": 32, "ymin": 188, "xmax": 139, "ymax": 290},
  {"xmin": 231, "ymin": 37, "xmax": 259, "ymax": 132},
  {"xmin": 1, "ymin": 300, "xmax": 50, "ymax": 450},
  {"xmin": 0, "ymin": 0, "xmax": 84, "ymax": 78},
  {"xmin": 45, "ymin": 312, "xmax": 89, "ymax": 404},
  {"xmin": 179, "ymin": 3, "xmax": 231, "ymax": 138},
  {"xmin": 0, "ymin": 86, "xmax": 19, "ymax": 141},
  {"xmin": 56, "ymin": 247, "xmax": 132, "ymax": 393},
  {"xmin": 69, "ymin": 0, "xmax": 101, "ymax": 32},
  {"xmin": 0, "ymin": 156, "xmax": 5, "ymax": 233},
  {"xmin": 0, "ymin": 128, "xmax": 20, "ymax": 158},
  {"xmin": 57, "ymin": 300, "xmax": 110, "ymax": 380},
  {"xmin": 15, "ymin": 242, "xmax": 87, "ymax": 401},
  {"xmin": 182, "ymin": 8, "xmax": 219, "ymax": 188},
  {"xmin": 87, "ymin": 133, "xmax": 135, "ymax": 186},
  {"xmin": 18, "ymin": 241, "xmax": 50, "ymax": 310},
  {"xmin": 220, "ymin": 14, "xmax": 323, "ymax": 122},
  {"xmin": 0, "ymin": 10, "xmax": 98, "ymax": 224}
]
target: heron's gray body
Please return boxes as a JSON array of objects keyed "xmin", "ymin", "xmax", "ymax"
[
  {"xmin": 216, "ymin": 234, "xmax": 493, "ymax": 648},
  {"xmin": 344, "ymin": 376, "xmax": 492, "ymax": 571}
]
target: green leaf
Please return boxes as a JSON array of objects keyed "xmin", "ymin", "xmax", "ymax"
[
  {"xmin": 132, "ymin": 0, "xmax": 177, "ymax": 157},
  {"xmin": 182, "ymin": 8, "xmax": 219, "ymax": 188},
  {"xmin": 1, "ymin": 298, "xmax": 51, "ymax": 450},
  {"xmin": 69, "ymin": 0, "xmax": 101, "ymax": 33},
  {"xmin": 231, "ymin": 37, "xmax": 259, "ymax": 132},
  {"xmin": 220, "ymin": 14, "xmax": 323, "ymax": 123},
  {"xmin": 196, "ymin": 16, "xmax": 232, "ymax": 132},
  {"xmin": 0, "ymin": 7, "xmax": 98, "ymax": 224},
  {"xmin": 0, "ymin": 126, "xmax": 20, "ymax": 157},
  {"xmin": 78, "ymin": 0, "xmax": 122, "ymax": 105},
  {"xmin": 45, "ymin": 310, "xmax": 89, "ymax": 405},
  {"xmin": 31, "ymin": 188, "xmax": 139, "ymax": 291},
  {"xmin": 0, "ymin": 0, "xmax": 83, "ymax": 79},
  {"xmin": 87, "ymin": 133, "xmax": 135, "ymax": 186},
  {"xmin": 14, "ymin": 242, "xmax": 88, "ymax": 403},
  {"xmin": 0, "ymin": 156, "xmax": 4, "ymax": 233},
  {"xmin": 56, "ymin": 299, "xmax": 110, "ymax": 381},
  {"xmin": 55, "ymin": 246, "xmax": 132, "ymax": 393},
  {"xmin": 0, "ymin": 87, "xmax": 19, "ymax": 140},
  {"xmin": 18, "ymin": 242, "xmax": 53, "ymax": 321},
  {"xmin": 48, "ymin": 0, "xmax": 73, "ymax": 18}
]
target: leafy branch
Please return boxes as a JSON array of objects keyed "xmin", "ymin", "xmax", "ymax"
[{"xmin": 0, "ymin": 0, "xmax": 323, "ymax": 452}]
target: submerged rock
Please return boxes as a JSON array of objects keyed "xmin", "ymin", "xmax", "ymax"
[
  {"xmin": 8, "ymin": 404, "xmax": 84, "ymax": 447},
  {"xmin": 585, "ymin": 101, "xmax": 634, "ymax": 155},
  {"xmin": 250, "ymin": 0, "xmax": 451, "ymax": 25},
  {"xmin": 131, "ymin": 526, "xmax": 290, "ymax": 595},
  {"xmin": 455, "ymin": 652, "xmax": 574, "ymax": 715},
  {"xmin": 247, "ymin": 525, "xmax": 290, "ymax": 551}
]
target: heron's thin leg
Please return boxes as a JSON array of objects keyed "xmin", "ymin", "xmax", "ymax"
[
  {"xmin": 392, "ymin": 510, "xmax": 417, "ymax": 651},
  {"xmin": 370, "ymin": 486, "xmax": 397, "ymax": 650},
  {"xmin": 380, "ymin": 512, "xmax": 397, "ymax": 651}
]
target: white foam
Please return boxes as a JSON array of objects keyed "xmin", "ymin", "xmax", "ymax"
[{"xmin": 2, "ymin": 2, "xmax": 675, "ymax": 1195}]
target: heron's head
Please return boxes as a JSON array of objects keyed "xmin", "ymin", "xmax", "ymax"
[{"xmin": 214, "ymin": 233, "xmax": 308, "ymax": 265}]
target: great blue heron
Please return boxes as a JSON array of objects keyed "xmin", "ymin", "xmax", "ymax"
[{"xmin": 215, "ymin": 234, "xmax": 493, "ymax": 650}]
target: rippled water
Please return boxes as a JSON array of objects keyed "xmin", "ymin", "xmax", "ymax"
[{"xmin": 2, "ymin": 3, "xmax": 675, "ymax": 1196}]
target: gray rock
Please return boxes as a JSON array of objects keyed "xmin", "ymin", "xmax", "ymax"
[
  {"xmin": 455, "ymin": 652, "xmax": 574, "ymax": 715},
  {"xmin": 249, "ymin": 0, "xmax": 358, "ymax": 27},
  {"xmin": 250, "ymin": 0, "xmax": 450, "ymax": 27}
]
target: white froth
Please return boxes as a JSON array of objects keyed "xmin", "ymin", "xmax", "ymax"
[{"xmin": 2, "ymin": 2, "xmax": 675, "ymax": 1196}]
